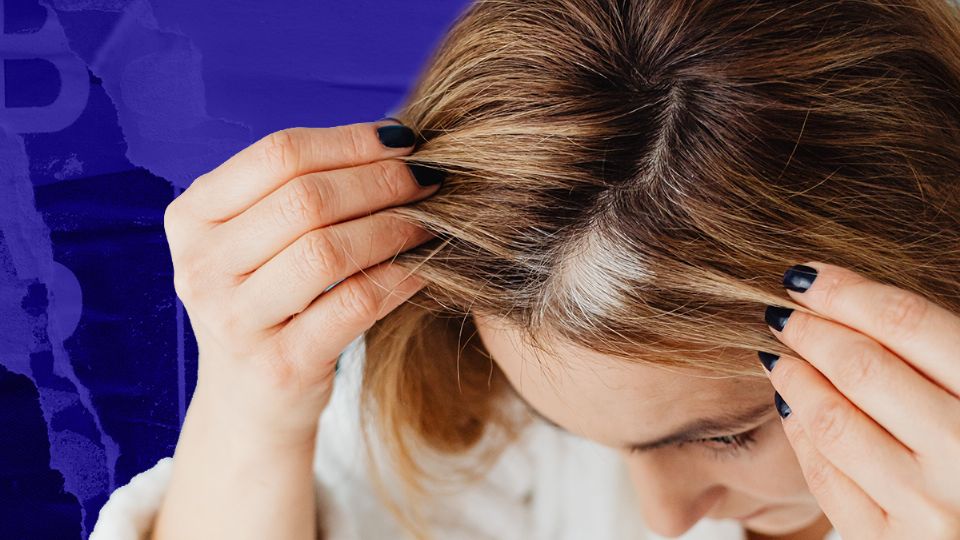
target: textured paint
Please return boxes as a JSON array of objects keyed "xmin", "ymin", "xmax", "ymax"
[{"xmin": 0, "ymin": 0, "xmax": 470, "ymax": 537}]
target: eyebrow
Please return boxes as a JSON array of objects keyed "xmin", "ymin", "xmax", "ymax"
[{"xmin": 528, "ymin": 400, "xmax": 774, "ymax": 453}]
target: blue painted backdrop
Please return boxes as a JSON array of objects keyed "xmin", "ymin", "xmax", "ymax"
[{"xmin": 0, "ymin": 1, "xmax": 470, "ymax": 537}]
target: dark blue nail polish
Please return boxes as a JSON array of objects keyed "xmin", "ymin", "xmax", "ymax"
[
  {"xmin": 758, "ymin": 351, "xmax": 780, "ymax": 372},
  {"xmin": 377, "ymin": 124, "xmax": 415, "ymax": 148},
  {"xmin": 378, "ymin": 116, "xmax": 405, "ymax": 125},
  {"xmin": 407, "ymin": 163, "xmax": 446, "ymax": 187},
  {"xmin": 774, "ymin": 391, "xmax": 792, "ymax": 418},
  {"xmin": 783, "ymin": 264, "xmax": 818, "ymax": 293},
  {"xmin": 764, "ymin": 305, "xmax": 793, "ymax": 332}
]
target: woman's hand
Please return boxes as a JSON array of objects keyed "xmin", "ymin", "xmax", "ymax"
[
  {"xmin": 759, "ymin": 261, "xmax": 960, "ymax": 540},
  {"xmin": 163, "ymin": 120, "xmax": 442, "ymax": 445}
]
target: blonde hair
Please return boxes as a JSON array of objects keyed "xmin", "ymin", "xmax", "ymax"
[{"xmin": 358, "ymin": 0, "xmax": 960, "ymax": 536}]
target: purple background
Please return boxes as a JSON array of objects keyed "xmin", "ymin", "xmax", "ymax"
[{"xmin": 0, "ymin": 1, "xmax": 470, "ymax": 537}]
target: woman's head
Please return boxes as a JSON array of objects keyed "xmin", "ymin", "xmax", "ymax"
[
  {"xmin": 360, "ymin": 0, "xmax": 960, "ymax": 536},
  {"xmin": 471, "ymin": 311, "xmax": 819, "ymax": 537}
]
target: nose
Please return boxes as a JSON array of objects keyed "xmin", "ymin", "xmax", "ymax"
[{"xmin": 624, "ymin": 454, "xmax": 722, "ymax": 538}]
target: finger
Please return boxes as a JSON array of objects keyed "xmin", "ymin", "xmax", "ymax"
[
  {"xmin": 765, "ymin": 304, "xmax": 960, "ymax": 458},
  {"xmin": 766, "ymin": 352, "xmax": 923, "ymax": 514},
  {"xmin": 777, "ymin": 408, "xmax": 887, "ymax": 540},
  {"xmin": 207, "ymin": 158, "xmax": 441, "ymax": 276},
  {"xmin": 280, "ymin": 260, "xmax": 424, "ymax": 371},
  {"xmin": 172, "ymin": 120, "xmax": 417, "ymax": 226},
  {"xmin": 232, "ymin": 211, "xmax": 433, "ymax": 330},
  {"xmin": 779, "ymin": 261, "xmax": 960, "ymax": 396}
]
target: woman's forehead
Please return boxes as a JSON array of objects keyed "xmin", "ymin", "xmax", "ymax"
[
  {"xmin": 473, "ymin": 311, "xmax": 749, "ymax": 385},
  {"xmin": 472, "ymin": 311, "xmax": 771, "ymax": 445}
]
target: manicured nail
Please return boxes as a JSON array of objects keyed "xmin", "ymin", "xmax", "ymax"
[
  {"xmin": 377, "ymin": 124, "xmax": 415, "ymax": 148},
  {"xmin": 408, "ymin": 163, "xmax": 446, "ymax": 187},
  {"xmin": 774, "ymin": 391, "xmax": 792, "ymax": 418},
  {"xmin": 783, "ymin": 264, "xmax": 818, "ymax": 293},
  {"xmin": 379, "ymin": 116, "xmax": 404, "ymax": 124},
  {"xmin": 764, "ymin": 305, "xmax": 793, "ymax": 332},
  {"xmin": 758, "ymin": 351, "xmax": 780, "ymax": 372}
]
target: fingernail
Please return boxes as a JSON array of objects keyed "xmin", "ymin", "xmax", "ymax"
[
  {"xmin": 783, "ymin": 264, "xmax": 818, "ymax": 293},
  {"xmin": 758, "ymin": 351, "xmax": 780, "ymax": 372},
  {"xmin": 408, "ymin": 163, "xmax": 446, "ymax": 187},
  {"xmin": 764, "ymin": 305, "xmax": 793, "ymax": 332},
  {"xmin": 774, "ymin": 391, "xmax": 792, "ymax": 418},
  {"xmin": 377, "ymin": 124, "xmax": 416, "ymax": 148}
]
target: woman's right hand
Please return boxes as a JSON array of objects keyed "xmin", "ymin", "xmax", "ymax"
[{"xmin": 163, "ymin": 120, "xmax": 442, "ymax": 446}]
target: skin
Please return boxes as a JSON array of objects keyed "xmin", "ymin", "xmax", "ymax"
[
  {"xmin": 152, "ymin": 120, "xmax": 439, "ymax": 540},
  {"xmin": 760, "ymin": 262, "xmax": 960, "ymax": 539},
  {"xmin": 151, "ymin": 118, "xmax": 959, "ymax": 539},
  {"xmin": 472, "ymin": 312, "xmax": 830, "ymax": 539},
  {"xmin": 474, "ymin": 260, "xmax": 960, "ymax": 540}
]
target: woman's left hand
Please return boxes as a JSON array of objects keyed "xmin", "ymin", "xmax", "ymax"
[{"xmin": 759, "ymin": 261, "xmax": 960, "ymax": 540}]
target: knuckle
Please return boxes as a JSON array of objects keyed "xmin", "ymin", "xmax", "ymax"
[
  {"xmin": 163, "ymin": 178, "xmax": 206, "ymax": 234},
  {"xmin": 259, "ymin": 129, "xmax": 301, "ymax": 175},
  {"xmin": 802, "ymin": 456, "xmax": 833, "ymax": 494},
  {"xmin": 372, "ymin": 160, "xmax": 407, "ymax": 202},
  {"xmin": 835, "ymin": 340, "xmax": 884, "ymax": 389},
  {"xmin": 163, "ymin": 193, "xmax": 195, "ymax": 233},
  {"xmin": 876, "ymin": 288, "xmax": 928, "ymax": 343},
  {"xmin": 769, "ymin": 353, "xmax": 801, "ymax": 389},
  {"xmin": 220, "ymin": 302, "xmax": 245, "ymax": 335},
  {"xmin": 817, "ymin": 273, "xmax": 849, "ymax": 314},
  {"xmin": 224, "ymin": 287, "xmax": 255, "ymax": 332},
  {"xmin": 338, "ymin": 124, "xmax": 374, "ymax": 162},
  {"xmin": 219, "ymin": 287, "xmax": 257, "ymax": 338},
  {"xmin": 785, "ymin": 309, "xmax": 815, "ymax": 345},
  {"xmin": 276, "ymin": 175, "xmax": 326, "ymax": 226},
  {"xmin": 808, "ymin": 398, "xmax": 850, "ymax": 450},
  {"xmin": 162, "ymin": 202, "xmax": 183, "ymax": 256},
  {"xmin": 173, "ymin": 256, "xmax": 209, "ymax": 301},
  {"xmin": 163, "ymin": 198, "xmax": 181, "ymax": 232},
  {"xmin": 296, "ymin": 231, "xmax": 343, "ymax": 281},
  {"xmin": 334, "ymin": 278, "xmax": 383, "ymax": 325},
  {"xmin": 172, "ymin": 269, "xmax": 193, "ymax": 300}
]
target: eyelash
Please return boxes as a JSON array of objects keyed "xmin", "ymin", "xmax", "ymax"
[
  {"xmin": 629, "ymin": 426, "xmax": 760, "ymax": 459},
  {"xmin": 683, "ymin": 427, "xmax": 759, "ymax": 459}
]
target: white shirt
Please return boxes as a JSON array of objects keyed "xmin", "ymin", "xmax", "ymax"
[{"xmin": 90, "ymin": 337, "xmax": 842, "ymax": 540}]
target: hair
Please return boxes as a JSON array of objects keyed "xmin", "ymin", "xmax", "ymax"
[{"xmin": 357, "ymin": 0, "xmax": 960, "ymax": 536}]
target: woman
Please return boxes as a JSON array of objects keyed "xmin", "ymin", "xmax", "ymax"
[{"xmin": 91, "ymin": 0, "xmax": 960, "ymax": 539}]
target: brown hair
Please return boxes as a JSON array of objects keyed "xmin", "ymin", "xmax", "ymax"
[{"xmin": 359, "ymin": 0, "xmax": 960, "ymax": 535}]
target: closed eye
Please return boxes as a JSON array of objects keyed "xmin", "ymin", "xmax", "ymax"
[{"xmin": 629, "ymin": 426, "xmax": 761, "ymax": 460}]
